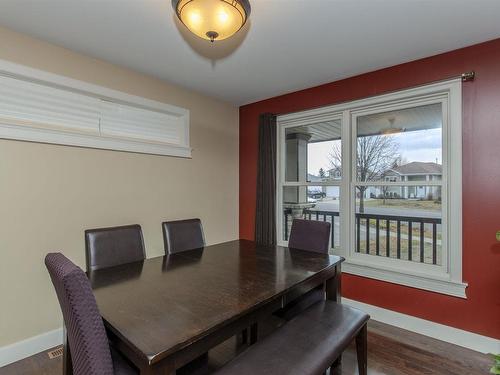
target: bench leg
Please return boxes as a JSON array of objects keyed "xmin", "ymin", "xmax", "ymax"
[
  {"xmin": 330, "ymin": 355, "xmax": 342, "ymax": 375},
  {"xmin": 240, "ymin": 328, "xmax": 248, "ymax": 344},
  {"xmin": 355, "ymin": 324, "xmax": 367, "ymax": 375},
  {"xmin": 249, "ymin": 323, "xmax": 258, "ymax": 345}
]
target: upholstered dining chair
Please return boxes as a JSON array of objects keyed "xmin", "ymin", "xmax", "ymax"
[
  {"xmin": 85, "ymin": 224, "xmax": 145, "ymax": 272},
  {"xmin": 45, "ymin": 253, "xmax": 137, "ymax": 375},
  {"xmin": 162, "ymin": 218, "xmax": 205, "ymax": 254},
  {"xmin": 276, "ymin": 219, "xmax": 331, "ymax": 320},
  {"xmin": 288, "ymin": 218, "xmax": 331, "ymax": 253}
]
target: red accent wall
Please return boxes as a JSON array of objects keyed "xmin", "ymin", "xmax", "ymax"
[{"xmin": 239, "ymin": 38, "xmax": 500, "ymax": 339}]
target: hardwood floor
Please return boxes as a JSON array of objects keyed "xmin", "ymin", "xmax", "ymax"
[{"xmin": 0, "ymin": 320, "xmax": 491, "ymax": 375}]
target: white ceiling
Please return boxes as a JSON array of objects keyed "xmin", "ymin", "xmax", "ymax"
[{"xmin": 0, "ymin": 0, "xmax": 500, "ymax": 105}]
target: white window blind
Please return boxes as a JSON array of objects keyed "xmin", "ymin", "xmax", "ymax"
[
  {"xmin": 0, "ymin": 69, "xmax": 191, "ymax": 157},
  {"xmin": 99, "ymin": 100, "xmax": 186, "ymax": 146},
  {"xmin": 0, "ymin": 74, "xmax": 100, "ymax": 135}
]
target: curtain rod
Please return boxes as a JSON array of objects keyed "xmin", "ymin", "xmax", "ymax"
[
  {"xmin": 421, "ymin": 70, "xmax": 475, "ymax": 87},
  {"xmin": 406, "ymin": 71, "xmax": 475, "ymax": 87},
  {"xmin": 275, "ymin": 71, "xmax": 475, "ymax": 117},
  {"xmin": 461, "ymin": 71, "xmax": 475, "ymax": 82}
]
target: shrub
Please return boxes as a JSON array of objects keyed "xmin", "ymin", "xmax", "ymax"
[{"xmin": 490, "ymin": 353, "xmax": 500, "ymax": 374}]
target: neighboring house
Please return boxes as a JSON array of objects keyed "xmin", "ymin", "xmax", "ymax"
[
  {"xmin": 381, "ymin": 162, "xmax": 442, "ymax": 199},
  {"xmin": 317, "ymin": 168, "xmax": 341, "ymax": 198},
  {"xmin": 328, "ymin": 167, "xmax": 342, "ymax": 180},
  {"xmin": 312, "ymin": 162, "xmax": 442, "ymax": 200},
  {"xmin": 307, "ymin": 172, "xmax": 340, "ymax": 199}
]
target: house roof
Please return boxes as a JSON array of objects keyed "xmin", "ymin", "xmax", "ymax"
[{"xmin": 388, "ymin": 162, "xmax": 442, "ymax": 175}]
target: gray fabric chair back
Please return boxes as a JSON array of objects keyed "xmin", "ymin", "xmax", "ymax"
[
  {"xmin": 288, "ymin": 219, "xmax": 331, "ymax": 253},
  {"xmin": 162, "ymin": 218, "xmax": 205, "ymax": 254},
  {"xmin": 45, "ymin": 253, "xmax": 114, "ymax": 375},
  {"xmin": 85, "ymin": 224, "xmax": 145, "ymax": 272}
]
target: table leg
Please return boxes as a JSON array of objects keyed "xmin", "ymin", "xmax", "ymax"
[
  {"xmin": 326, "ymin": 263, "xmax": 342, "ymax": 303},
  {"xmin": 140, "ymin": 362, "xmax": 176, "ymax": 375},
  {"xmin": 62, "ymin": 324, "xmax": 73, "ymax": 375},
  {"xmin": 177, "ymin": 352, "xmax": 208, "ymax": 375}
]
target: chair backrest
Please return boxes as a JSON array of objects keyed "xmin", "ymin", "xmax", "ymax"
[
  {"xmin": 45, "ymin": 253, "xmax": 113, "ymax": 375},
  {"xmin": 288, "ymin": 219, "xmax": 331, "ymax": 253},
  {"xmin": 162, "ymin": 218, "xmax": 205, "ymax": 254},
  {"xmin": 85, "ymin": 224, "xmax": 145, "ymax": 272}
]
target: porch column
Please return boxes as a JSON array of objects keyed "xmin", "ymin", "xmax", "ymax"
[{"xmin": 284, "ymin": 133, "xmax": 312, "ymax": 218}]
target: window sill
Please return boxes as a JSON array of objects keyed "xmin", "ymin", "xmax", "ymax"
[
  {"xmin": 342, "ymin": 260, "xmax": 467, "ymax": 298},
  {"xmin": 0, "ymin": 123, "xmax": 192, "ymax": 158}
]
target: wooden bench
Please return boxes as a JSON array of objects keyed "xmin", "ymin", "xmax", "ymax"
[{"xmin": 215, "ymin": 301, "xmax": 369, "ymax": 375}]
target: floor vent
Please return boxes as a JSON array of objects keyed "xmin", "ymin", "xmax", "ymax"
[{"xmin": 47, "ymin": 346, "xmax": 64, "ymax": 359}]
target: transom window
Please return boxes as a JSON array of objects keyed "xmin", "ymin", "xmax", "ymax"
[{"xmin": 277, "ymin": 80, "xmax": 466, "ymax": 298}]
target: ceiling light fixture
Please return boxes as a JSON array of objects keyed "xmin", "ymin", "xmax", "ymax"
[
  {"xmin": 382, "ymin": 117, "xmax": 403, "ymax": 135},
  {"xmin": 172, "ymin": 0, "xmax": 251, "ymax": 42}
]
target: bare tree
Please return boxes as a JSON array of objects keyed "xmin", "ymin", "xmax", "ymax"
[
  {"xmin": 392, "ymin": 155, "xmax": 407, "ymax": 169},
  {"xmin": 381, "ymin": 185, "xmax": 389, "ymax": 205},
  {"xmin": 329, "ymin": 135, "xmax": 400, "ymax": 213}
]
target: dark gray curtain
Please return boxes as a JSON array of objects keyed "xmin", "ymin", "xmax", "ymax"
[{"xmin": 255, "ymin": 113, "xmax": 277, "ymax": 246}]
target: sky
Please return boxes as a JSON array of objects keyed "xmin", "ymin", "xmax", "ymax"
[{"xmin": 307, "ymin": 128, "xmax": 442, "ymax": 176}]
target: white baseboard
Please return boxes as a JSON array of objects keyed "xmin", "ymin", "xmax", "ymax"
[
  {"xmin": 0, "ymin": 327, "xmax": 63, "ymax": 367},
  {"xmin": 1, "ymin": 300, "xmax": 499, "ymax": 367},
  {"xmin": 343, "ymin": 298, "xmax": 500, "ymax": 354}
]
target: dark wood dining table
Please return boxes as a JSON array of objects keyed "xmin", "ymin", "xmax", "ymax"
[{"xmin": 75, "ymin": 239, "xmax": 343, "ymax": 375}]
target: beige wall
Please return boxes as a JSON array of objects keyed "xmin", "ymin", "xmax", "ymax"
[{"xmin": 0, "ymin": 27, "xmax": 239, "ymax": 347}]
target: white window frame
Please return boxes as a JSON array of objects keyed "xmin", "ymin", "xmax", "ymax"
[{"xmin": 277, "ymin": 79, "xmax": 467, "ymax": 298}]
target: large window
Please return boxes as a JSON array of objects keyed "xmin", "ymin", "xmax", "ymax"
[{"xmin": 277, "ymin": 80, "xmax": 466, "ymax": 298}]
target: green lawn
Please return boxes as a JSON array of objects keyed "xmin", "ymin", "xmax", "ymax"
[
  {"xmin": 362, "ymin": 218, "xmax": 442, "ymax": 241},
  {"xmin": 358, "ymin": 237, "xmax": 441, "ymax": 265},
  {"xmin": 363, "ymin": 198, "xmax": 441, "ymax": 211}
]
